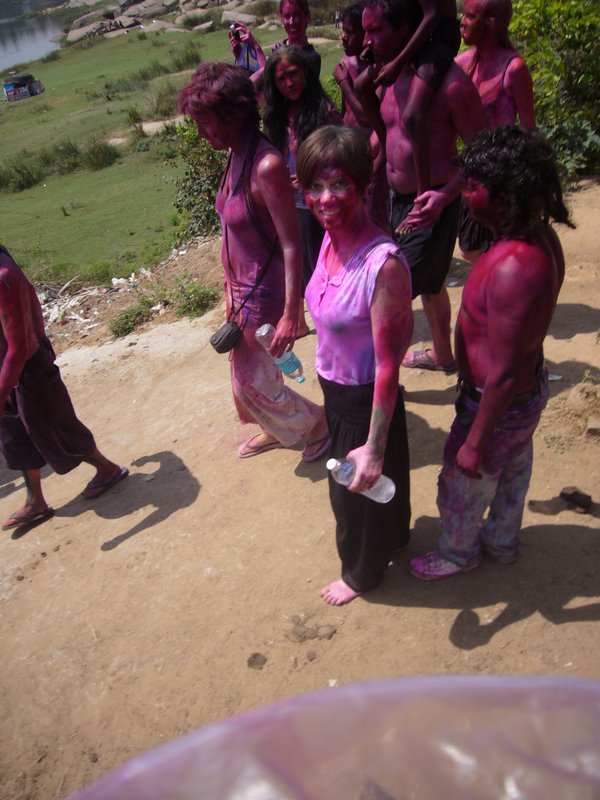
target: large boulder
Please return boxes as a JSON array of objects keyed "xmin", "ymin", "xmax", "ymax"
[
  {"xmin": 71, "ymin": 7, "xmax": 119, "ymax": 27},
  {"xmin": 122, "ymin": 0, "xmax": 179, "ymax": 18},
  {"xmin": 66, "ymin": 23, "xmax": 96, "ymax": 42},
  {"xmin": 221, "ymin": 9, "xmax": 256, "ymax": 25},
  {"xmin": 193, "ymin": 19, "xmax": 214, "ymax": 30}
]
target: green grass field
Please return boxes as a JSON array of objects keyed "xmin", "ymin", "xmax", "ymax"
[{"xmin": 0, "ymin": 26, "xmax": 342, "ymax": 283}]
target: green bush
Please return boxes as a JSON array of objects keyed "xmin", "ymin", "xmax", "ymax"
[
  {"xmin": 51, "ymin": 139, "xmax": 81, "ymax": 174},
  {"xmin": 170, "ymin": 277, "xmax": 219, "ymax": 317},
  {"xmin": 146, "ymin": 81, "xmax": 177, "ymax": 119},
  {"xmin": 321, "ymin": 74, "xmax": 342, "ymax": 113},
  {"xmin": 109, "ymin": 296, "xmax": 154, "ymax": 337},
  {"xmin": 175, "ymin": 119, "xmax": 226, "ymax": 239},
  {"xmin": 181, "ymin": 14, "xmax": 203, "ymax": 30},
  {"xmin": 512, "ymin": 0, "xmax": 600, "ymax": 180},
  {"xmin": 126, "ymin": 105, "xmax": 143, "ymax": 125},
  {"xmin": 82, "ymin": 136, "xmax": 120, "ymax": 170},
  {"xmin": 170, "ymin": 40, "xmax": 203, "ymax": 71},
  {"xmin": 4, "ymin": 152, "xmax": 45, "ymax": 191},
  {"xmin": 41, "ymin": 49, "xmax": 61, "ymax": 63}
]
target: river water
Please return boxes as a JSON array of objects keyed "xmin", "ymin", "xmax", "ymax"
[{"xmin": 0, "ymin": 0, "xmax": 66, "ymax": 74}]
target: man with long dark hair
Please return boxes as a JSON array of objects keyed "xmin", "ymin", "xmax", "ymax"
[{"xmin": 410, "ymin": 127, "xmax": 573, "ymax": 580}]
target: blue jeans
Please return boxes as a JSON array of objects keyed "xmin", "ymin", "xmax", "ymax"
[{"xmin": 437, "ymin": 372, "xmax": 549, "ymax": 566}]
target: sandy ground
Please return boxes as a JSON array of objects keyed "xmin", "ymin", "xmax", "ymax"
[{"xmin": 1, "ymin": 181, "xmax": 599, "ymax": 799}]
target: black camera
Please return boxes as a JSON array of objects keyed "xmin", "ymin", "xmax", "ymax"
[{"xmin": 229, "ymin": 22, "xmax": 240, "ymax": 40}]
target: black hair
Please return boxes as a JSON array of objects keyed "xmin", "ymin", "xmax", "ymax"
[
  {"xmin": 342, "ymin": 2, "xmax": 365, "ymax": 29},
  {"xmin": 460, "ymin": 126, "xmax": 574, "ymax": 236},
  {"xmin": 364, "ymin": 0, "xmax": 421, "ymax": 33},
  {"xmin": 263, "ymin": 46, "xmax": 335, "ymax": 154}
]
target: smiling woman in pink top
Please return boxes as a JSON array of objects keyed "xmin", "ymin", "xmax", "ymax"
[{"xmin": 297, "ymin": 125, "xmax": 414, "ymax": 606}]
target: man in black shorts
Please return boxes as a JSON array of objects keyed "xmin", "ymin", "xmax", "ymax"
[
  {"xmin": 362, "ymin": 0, "xmax": 484, "ymax": 371},
  {"xmin": 0, "ymin": 245, "xmax": 128, "ymax": 530}
]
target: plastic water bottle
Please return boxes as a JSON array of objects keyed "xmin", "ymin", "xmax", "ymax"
[
  {"xmin": 326, "ymin": 457, "xmax": 396, "ymax": 503},
  {"xmin": 255, "ymin": 323, "xmax": 305, "ymax": 382}
]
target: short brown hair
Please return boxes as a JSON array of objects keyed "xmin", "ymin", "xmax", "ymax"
[
  {"xmin": 178, "ymin": 61, "xmax": 259, "ymax": 129},
  {"xmin": 296, "ymin": 125, "xmax": 373, "ymax": 194}
]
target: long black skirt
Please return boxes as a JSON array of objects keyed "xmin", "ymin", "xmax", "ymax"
[{"xmin": 320, "ymin": 376, "xmax": 411, "ymax": 592}]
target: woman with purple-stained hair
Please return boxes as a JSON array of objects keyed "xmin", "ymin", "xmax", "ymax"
[{"xmin": 178, "ymin": 63, "xmax": 329, "ymax": 461}]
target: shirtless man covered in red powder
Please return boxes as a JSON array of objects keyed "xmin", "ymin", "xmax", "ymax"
[
  {"xmin": 0, "ymin": 245, "xmax": 127, "ymax": 530},
  {"xmin": 409, "ymin": 126, "xmax": 573, "ymax": 580}
]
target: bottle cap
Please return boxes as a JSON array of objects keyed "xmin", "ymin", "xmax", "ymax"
[{"xmin": 326, "ymin": 458, "xmax": 338, "ymax": 470}]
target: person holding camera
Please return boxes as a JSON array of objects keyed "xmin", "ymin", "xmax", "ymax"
[
  {"xmin": 178, "ymin": 63, "xmax": 329, "ymax": 461},
  {"xmin": 228, "ymin": 0, "xmax": 321, "ymax": 90}
]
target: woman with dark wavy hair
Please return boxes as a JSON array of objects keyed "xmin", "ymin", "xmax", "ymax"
[
  {"xmin": 178, "ymin": 63, "xmax": 329, "ymax": 461},
  {"xmin": 263, "ymin": 45, "xmax": 343, "ymax": 337}
]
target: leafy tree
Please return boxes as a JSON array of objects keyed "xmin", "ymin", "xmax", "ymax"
[
  {"xmin": 174, "ymin": 119, "xmax": 226, "ymax": 240},
  {"xmin": 512, "ymin": 0, "xmax": 600, "ymax": 179}
]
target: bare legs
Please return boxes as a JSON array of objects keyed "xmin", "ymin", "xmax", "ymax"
[
  {"xmin": 420, "ymin": 289, "xmax": 454, "ymax": 367},
  {"xmin": 81, "ymin": 447, "xmax": 122, "ymax": 486},
  {"xmin": 2, "ymin": 448, "xmax": 123, "ymax": 526}
]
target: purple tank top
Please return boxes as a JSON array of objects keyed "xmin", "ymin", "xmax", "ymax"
[{"xmin": 306, "ymin": 233, "xmax": 411, "ymax": 385}]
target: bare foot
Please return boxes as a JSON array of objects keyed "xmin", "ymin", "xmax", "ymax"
[
  {"xmin": 296, "ymin": 324, "xmax": 310, "ymax": 340},
  {"xmin": 319, "ymin": 579, "xmax": 361, "ymax": 605}
]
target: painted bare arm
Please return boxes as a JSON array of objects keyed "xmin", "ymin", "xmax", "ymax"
[
  {"xmin": 254, "ymin": 152, "xmax": 302, "ymax": 357},
  {"xmin": 374, "ymin": 0, "xmax": 441, "ymax": 87},
  {"xmin": 334, "ymin": 61, "xmax": 369, "ymax": 125},
  {"xmin": 457, "ymin": 248, "xmax": 549, "ymax": 477},
  {"xmin": 354, "ymin": 66, "xmax": 387, "ymax": 159},
  {"xmin": 506, "ymin": 58, "xmax": 536, "ymax": 129},
  {"xmin": 346, "ymin": 257, "xmax": 413, "ymax": 492},
  {"xmin": 403, "ymin": 78, "xmax": 484, "ymax": 229}
]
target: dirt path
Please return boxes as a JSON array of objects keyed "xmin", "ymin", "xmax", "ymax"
[{"xmin": 1, "ymin": 182, "xmax": 599, "ymax": 800}]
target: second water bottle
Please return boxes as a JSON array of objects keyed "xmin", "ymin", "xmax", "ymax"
[{"xmin": 255, "ymin": 323, "xmax": 305, "ymax": 382}]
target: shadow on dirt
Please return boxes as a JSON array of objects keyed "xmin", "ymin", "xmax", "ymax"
[{"xmin": 368, "ymin": 514, "xmax": 600, "ymax": 650}]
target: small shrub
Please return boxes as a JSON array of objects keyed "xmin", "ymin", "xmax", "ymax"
[
  {"xmin": 5, "ymin": 152, "xmax": 45, "ymax": 192},
  {"xmin": 146, "ymin": 81, "xmax": 177, "ymax": 119},
  {"xmin": 170, "ymin": 40, "xmax": 202, "ymax": 71},
  {"xmin": 181, "ymin": 14, "xmax": 202, "ymax": 30},
  {"xmin": 82, "ymin": 136, "xmax": 119, "ymax": 170},
  {"xmin": 41, "ymin": 49, "xmax": 61, "ymax": 62},
  {"xmin": 51, "ymin": 139, "xmax": 81, "ymax": 174},
  {"xmin": 126, "ymin": 105, "xmax": 143, "ymax": 125},
  {"xmin": 109, "ymin": 296, "xmax": 154, "ymax": 337},
  {"xmin": 137, "ymin": 31, "xmax": 147, "ymax": 41},
  {"xmin": 170, "ymin": 277, "xmax": 218, "ymax": 317},
  {"xmin": 245, "ymin": 0, "xmax": 277, "ymax": 17}
]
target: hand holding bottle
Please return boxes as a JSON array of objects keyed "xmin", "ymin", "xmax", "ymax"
[{"xmin": 345, "ymin": 443, "xmax": 384, "ymax": 495}]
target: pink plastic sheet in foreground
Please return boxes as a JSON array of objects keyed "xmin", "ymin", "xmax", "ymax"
[{"xmin": 68, "ymin": 675, "xmax": 600, "ymax": 799}]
